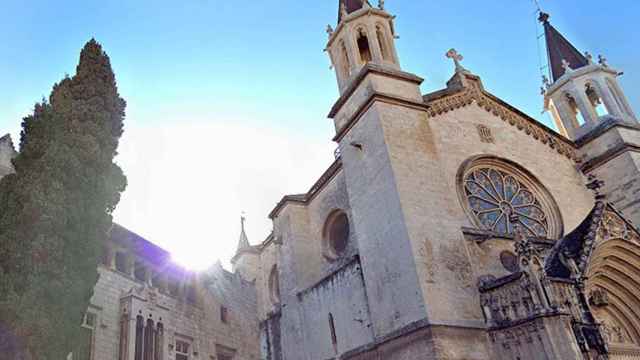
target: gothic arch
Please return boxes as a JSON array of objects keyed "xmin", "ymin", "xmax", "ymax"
[{"xmin": 587, "ymin": 237, "xmax": 640, "ymax": 357}]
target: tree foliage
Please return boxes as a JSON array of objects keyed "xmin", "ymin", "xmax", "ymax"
[{"xmin": 0, "ymin": 39, "xmax": 127, "ymax": 359}]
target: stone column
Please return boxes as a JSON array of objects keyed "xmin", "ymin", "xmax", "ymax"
[
  {"xmin": 366, "ymin": 23, "xmax": 383, "ymax": 63},
  {"xmin": 573, "ymin": 90, "xmax": 599, "ymax": 125},
  {"xmin": 554, "ymin": 98, "xmax": 579, "ymax": 139},
  {"xmin": 594, "ymin": 78, "xmax": 623, "ymax": 117}
]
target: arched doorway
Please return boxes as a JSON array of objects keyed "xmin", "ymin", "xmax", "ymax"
[{"xmin": 586, "ymin": 210, "xmax": 640, "ymax": 359}]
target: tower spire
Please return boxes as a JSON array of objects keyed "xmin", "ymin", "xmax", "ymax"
[
  {"xmin": 338, "ymin": 0, "xmax": 372, "ymax": 23},
  {"xmin": 539, "ymin": 12, "xmax": 589, "ymax": 82},
  {"xmin": 236, "ymin": 213, "xmax": 250, "ymax": 253}
]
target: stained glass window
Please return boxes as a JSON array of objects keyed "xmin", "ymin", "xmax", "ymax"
[{"xmin": 463, "ymin": 167, "xmax": 550, "ymax": 238}]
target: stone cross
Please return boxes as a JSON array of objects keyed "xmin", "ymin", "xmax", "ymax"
[
  {"xmin": 446, "ymin": 48, "xmax": 465, "ymax": 72},
  {"xmin": 542, "ymin": 75, "xmax": 550, "ymax": 89},
  {"xmin": 326, "ymin": 24, "xmax": 334, "ymax": 36},
  {"xmin": 584, "ymin": 51, "xmax": 594, "ymax": 64},
  {"xmin": 378, "ymin": 0, "xmax": 385, "ymax": 10},
  {"xmin": 598, "ymin": 54, "xmax": 609, "ymax": 67},
  {"xmin": 561, "ymin": 59, "xmax": 572, "ymax": 74}
]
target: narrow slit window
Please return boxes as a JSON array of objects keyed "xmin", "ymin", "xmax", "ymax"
[
  {"xmin": 357, "ymin": 30, "xmax": 372, "ymax": 64},
  {"xmin": 328, "ymin": 313, "xmax": 338, "ymax": 351}
]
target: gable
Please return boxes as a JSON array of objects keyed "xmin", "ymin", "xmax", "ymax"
[{"xmin": 423, "ymin": 75, "xmax": 578, "ymax": 162}]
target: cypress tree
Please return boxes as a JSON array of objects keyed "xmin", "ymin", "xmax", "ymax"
[{"xmin": 0, "ymin": 39, "xmax": 127, "ymax": 359}]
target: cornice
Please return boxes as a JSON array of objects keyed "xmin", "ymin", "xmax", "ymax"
[
  {"xmin": 574, "ymin": 117, "xmax": 640, "ymax": 147},
  {"xmin": 268, "ymin": 159, "xmax": 343, "ymax": 220},
  {"xmin": 580, "ymin": 143, "xmax": 640, "ymax": 173},
  {"xmin": 328, "ymin": 63, "xmax": 424, "ymax": 119},
  {"xmin": 332, "ymin": 91, "xmax": 430, "ymax": 142}
]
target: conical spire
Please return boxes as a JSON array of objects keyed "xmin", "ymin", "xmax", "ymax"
[
  {"xmin": 539, "ymin": 12, "xmax": 589, "ymax": 82},
  {"xmin": 236, "ymin": 214, "xmax": 250, "ymax": 253},
  {"xmin": 338, "ymin": 0, "xmax": 372, "ymax": 23}
]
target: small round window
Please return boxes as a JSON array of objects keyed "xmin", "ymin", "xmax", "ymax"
[{"xmin": 324, "ymin": 210, "xmax": 350, "ymax": 260}]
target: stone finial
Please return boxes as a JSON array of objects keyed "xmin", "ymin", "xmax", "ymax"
[
  {"xmin": 378, "ymin": 0, "xmax": 385, "ymax": 10},
  {"xmin": 326, "ymin": 24, "xmax": 334, "ymax": 36},
  {"xmin": 537, "ymin": 11, "xmax": 550, "ymax": 24},
  {"xmin": 598, "ymin": 54, "xmax": 608, "ymax": 67},
  {"xmin": 586, "ymin": 174, "xmax": 605, "ymax": 199},
  {"xmin": 510, "ymin": 214, "xmax": 535, "ymax": 266},
  {"xmin": 340, "ymin": 2, "xmax": 348, "ymax": 19},
  {"xmin": 445, "ymin": 48, "xmax": 465, "ymax": 72},
  {"xmin": 584, "ymin": 51, "xmax": 594, "ymax": 65},
  {"xmin": 561, "ymin": 58, "xmax": 572, "ymax": 74}
]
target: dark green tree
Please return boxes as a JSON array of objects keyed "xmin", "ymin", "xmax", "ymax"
[{"xmin": 0, "ymin": 39, "xmax": 127, "ymax": 359}]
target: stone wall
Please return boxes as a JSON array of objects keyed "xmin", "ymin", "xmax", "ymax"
[
  {"xmin": 86, "ymin": 231, "xmax": 260, "ymax": 360},
  {"xmin": 0, "ymin": 134, "xmax": 16, "ymax": 179}
]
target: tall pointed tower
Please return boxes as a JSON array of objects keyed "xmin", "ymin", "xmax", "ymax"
[
  {"xmin": 540, "ymin": 12, "xmax": 640, "ymax": 227},
  {"xmin": 323, "ymin": 0, "xmax": 439, "ymax": 353},
  {"xmin": 231, "ymin": 215, "xmax": 259, "ymax": 281}
]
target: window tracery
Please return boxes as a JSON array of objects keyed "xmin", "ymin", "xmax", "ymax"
[{"xmin": 460, "ymin": 159, "xmax": 560, "ymax": 238}]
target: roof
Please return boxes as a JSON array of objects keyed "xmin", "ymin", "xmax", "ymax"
[
  {"xmin": 338, "ymin": 0, "xmax": 371, "ymax": 23},
  {"xmin": 236, "ymin": 216, "xmax": 251, "ymax": 253},
  {"xmin": 268, "ymin": 158, "xmax": 343, "ymax": 219},
  {"xmin": 539, "ymin": 12, "xmax": 589, "ymax": 82}
]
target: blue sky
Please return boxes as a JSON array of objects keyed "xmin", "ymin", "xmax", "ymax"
[{"xmin": 1, "ymin": 0, "xmax": 638, "ymax": 269}]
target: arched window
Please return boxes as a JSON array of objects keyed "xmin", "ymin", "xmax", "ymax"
[
  {"xmin": 118, "ymin": 311, "xmax": 129, "ymax": 360},
  {"xmin": 339, "ymin": 41, "xmax": 351, "ymax": 79},
  {"xmin": 566, "ymin": 93, "xmax": 587, "ymax": 126},
  {"xmin": 154, "ymin": 322, "xmax": 163, "ymax": 360},
  {"xmin": 458, "ymin": 157, "xmax": 562, "ymax": 239},
  {"xmin": 376, "ymin": 25, "xmax": 392, "ymax": 62},
  {"xmin": 134, "ymin": 315, "xmax": 144, "ymax": 360},
  {"xmin": 143, "ymin": 319, "xmax": 155, "ymax": 360},
  {"xmin": 323, "ymin": 210, "xmax": 350, "ymax": 260},
  {"xmin": 356, "ymin": 29, "xmax": 372, "ymax": 64},
  {"xmin": 268, "ymin": 265, "xmax": 281, "ymax": 304},
  {"xmin": 585, "ymin": 83, "xmax": 608, "ymax": 117}
]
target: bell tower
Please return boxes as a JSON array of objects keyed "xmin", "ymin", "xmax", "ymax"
[
  {"xmin": 325, "ymin": 0, "xmax": 401, "ymax": 92},
  {"xmin": 540, "ymin": 12, "xmax": 637, "ymax": 140},
  {"xmin": 540, "ymin": 12, "xmax": 640, "ymax": 228}
]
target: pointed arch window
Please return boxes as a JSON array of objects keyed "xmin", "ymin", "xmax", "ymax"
[
  {"xmin": 268, "ymin": 265, "xmax": 281, "ymax": 305},
  {"xmin": 356, "ymin": 29, "xmax": 372, "ymax": 64},
  {"xmin": 134, "ymin": 315, "xmax": 144, "ymax": 360},
  {"xmin": 458, "ymin": 157, "xmax": 562, "ymax": 239},
  {"xmin": 585, "ymin": 83, "xmax": 608, "ymax": 117}
]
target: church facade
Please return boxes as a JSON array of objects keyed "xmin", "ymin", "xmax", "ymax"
[{"xmin": 2, "ymin": 1, "xmax": 640, "ymax": 359}]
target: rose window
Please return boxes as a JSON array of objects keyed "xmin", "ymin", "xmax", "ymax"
[{"xmin": 463, "ymin": 167, "xmax": 550, "ymax": 237}]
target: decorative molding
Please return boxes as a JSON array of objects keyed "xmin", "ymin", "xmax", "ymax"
[
  {"xmin": 580, "ymin": 143, "xmax": 640, "ymax": 173},
  {"xmin": 332, "ymin": 91, "xmax": 429, "ymax": 142},
  {"xmin": 328, "ymin": 62, "xmax": 424, "ymax": 119},
  {"xmin": 476, "ymin": 124, "xmax": 494, "ymax": 143},
  {"xmin": 425, "ymin": 81, "xmax": 579, "ymax": 161}
]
